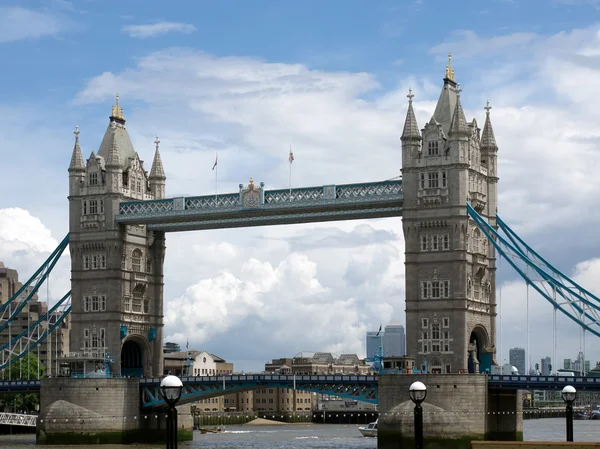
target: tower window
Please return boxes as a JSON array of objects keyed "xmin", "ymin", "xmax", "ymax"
[
  {"xmin": 83, "ymin": 255, "xmax": 90, "ymax": 270},
  {"xmin": 420, "ymin": 236, "xmax": 428, "ymax": 251},
  {"xmin": 443, "ymin": 317, "xmax": 450, "ymax": 328},
  {"xmin": 431, "ymin": 281, "xmax": 440, "ymax": 298},
  {"xmin": 432, "ymin": 235, "xmax": 439, "ymax": 251},
  {"xmin": 421, "ymin": 318, "xmax": 428, "ymax": 328},
  {"xmin": 420, "ymin": 173, "xmax": 425, "ymax": 189},
  {"xmin": 428, "ymin": 172, "xmax": 439, "ymax": 188},
  {"xmin": 89, "ymin": 172, "xmax": 98, "ymax": 186},
  {"xmin": 89, "ymin": 200, "xmax": 98, "ymax": 214},
  {"xmin": 101, "ymin": 254, "xmax": 106, "ymax": 269},
  {"xmin": 132, "ymin": 249, "xmax": 143, "ymax": 272},
  {"xmin": 443, "ymin": 280, "xmax": 450, "ymax": 298},
  {"xmin": 99, "ymin": 200, "xmax": 104, "ymax": 214},
  {"xmin": 442, "ymin": 171, "xmax": 447, "ymax": 188},
  {"xmin": 428, "ymin": 141, "xmax": 439, "ymax": 156},
  {"xmin": 442, "ymin": 235, "xmax": 450, "ymax": 250},
  {"xmin": 421, "ymin": 281, "xmax": 430, "ymax": 299}
]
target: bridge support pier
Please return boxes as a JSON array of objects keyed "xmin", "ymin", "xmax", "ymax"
[
  {"xmin": 486, "ymin": 388, "xmax": 523, "ymax": 441},
  {"xmin": 377, "ymin": 374, "xmax": 522, "ymax": 449},
  {"xmin": 36, "ymin": 378, "xmax": 193, "ymax": 445}
]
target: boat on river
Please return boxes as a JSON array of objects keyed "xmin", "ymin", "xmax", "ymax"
[
  {"xmin": 358, "ymin": 420, "xmax": 377, "ymax": 437},
  {"xmin": 199, "ymin": 425, "xmax": 224, "ymax": 434}
]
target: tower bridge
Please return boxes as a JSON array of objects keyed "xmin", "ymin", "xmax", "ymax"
[{"xmin": 4, "ymin": 59, "xmax": 600, "ymax": 445}]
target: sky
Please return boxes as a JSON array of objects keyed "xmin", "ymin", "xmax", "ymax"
[{"xmin": 1, "ymin": 0, "xmax": 600, "ymax": 373}]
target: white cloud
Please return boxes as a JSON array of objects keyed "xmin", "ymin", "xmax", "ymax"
[
  {"xmin": 0, "ymin": 208, "xmax": 70, "ymax": 304},
  {"xmin": 122, "ymin": 22, "xmax": 197, "ymax": 39},
  {"xmin": 0, "ymin": 7, "xmax": 66, "ymax": 43}
]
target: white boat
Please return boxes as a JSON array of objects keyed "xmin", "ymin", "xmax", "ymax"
[{"xmin": 358, "ymin": 420, "xmax": 377, "ymax": 437}]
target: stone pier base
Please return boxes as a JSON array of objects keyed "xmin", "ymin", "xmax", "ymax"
[
  {"xmin": 36, "ymin": 378, "xmax": 193, "ymax": 445},
  {"xmin": 378, "ymin": 374, "xmax": 522, "ymax": 449}
]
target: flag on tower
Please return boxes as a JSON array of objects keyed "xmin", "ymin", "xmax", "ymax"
[
  {"xmin": 376, "ymin": 324, "xmax": 382, "ymax": 337},
  {"xmin": 289, "ymin": 147, "xmax": 294, "ymax": 164},
  {"xmin": 212, "ymin": 153, "xmax": 218, "ymax": 170}
]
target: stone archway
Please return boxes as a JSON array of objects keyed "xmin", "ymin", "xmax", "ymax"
[
  {"xmin": 429, "ymin": 357, "xmax": 443, "ymax": 374},
  {"xmin": 468, "ymin": 325, "xmax": 491, "ymax": 374},
  {"xmin": 121, "ymin": 335, "xmax": 152, "ymax": 377}
]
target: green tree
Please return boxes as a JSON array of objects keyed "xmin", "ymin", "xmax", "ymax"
[{"xmin": 0, "ymin": 351, "xmax": 44, "ymax": 412}]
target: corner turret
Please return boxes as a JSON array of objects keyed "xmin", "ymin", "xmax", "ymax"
[
  {"xmin": 68, "ymin": 126, "xmax": 86, "ymax": 196},
  {"xmin": 149, "ymin": 136, "xmax": 166, "ymax": 199},
  {"xmin": 401, "ymin": 89, "xmax": 422, "ymax": 166},
  {"xmin": 448, "ymin": 87, "xmax": 469, "ymax": 138}
]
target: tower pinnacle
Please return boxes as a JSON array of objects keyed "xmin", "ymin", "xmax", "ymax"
[
  {"xmin": 150, "ymin": 135, "xmax": 166, "ymax": 180},
  {"xmin": 110, "ymin": 93, "xmax": 125, "ymax": 123},
  {"xmin": 106, "ymin": 128, "xmax": 121, "ymax": 168},
  {"xmin": 68, "ymin": 125, "xmax": 85, "ymax": 172},
  {"xmin": 445, "ymin": 52, "xmax": 455, "ymax": 82},
  {"xmin": 401, "ymin": 88, "xmax": 421, "ymax": 141},
  {"xmin": 449, "ymin": 83, "xmax": 468, "ymax": 137},
  {"xmin": 481, "ymin": 100, "xmax": 498, "ymax": 149}
]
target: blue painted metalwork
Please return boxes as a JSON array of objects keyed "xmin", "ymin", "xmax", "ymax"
[
  {"xmin": 0, "ymin": 235, "xmax": 69, "ymax": 333},
  {"xmin": 467, "ymin": 204, "xmax": 600, "ymax": 338},
  {"xmin": 0, "ymin": 234, "xmax": 69, "ymax": 316},
  {"xmin": 0, "ymin": 380, "xmax": 40, "ymax": 393},
  {"xmin": 139, "ymin": 374, "xmax": 379, "ymax": 408},
  {"xmin": 116, "ymin": 180, "xmax": 403, "ymax": 232}
]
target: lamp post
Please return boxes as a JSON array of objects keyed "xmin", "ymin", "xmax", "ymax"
[
  {"xmin": 160, "ymin": 375, "xmax": 183, "ymax": 449},
  {"xmin": 561, "ymin": 385, "xmax": 576, "ymax": 442},
  {"xmin": 409, "ymin": 381, "xmax": 427, "ymax": 449}
]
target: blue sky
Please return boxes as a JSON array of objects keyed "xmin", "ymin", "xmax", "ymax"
[{"xmin": 2, "ymin": 0, "xmax": 600, "ymax": 372}]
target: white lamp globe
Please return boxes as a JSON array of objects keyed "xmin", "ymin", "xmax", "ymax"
[
  {"xmin": 160, "ymin": 375, "xmax": 183, "ymax": 404},
  {"xmin": 561, "ymin": 385, "xmax": 576, "ymax": 403},
  {"xmin": 409, "ymin": 381, "xmax": 427, "ymax": 404}
]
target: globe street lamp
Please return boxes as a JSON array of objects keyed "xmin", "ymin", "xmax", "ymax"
[
  {"xmin": 561, "ymin": 385, "xmax": 576, "ymax": 442},
  {"xmin": 409, "ymin": 381, "xmax": 427, "ymax": 449},
  {"xmin": 160, "ymin": 375, "xmax": 183, "ymax": 449}
]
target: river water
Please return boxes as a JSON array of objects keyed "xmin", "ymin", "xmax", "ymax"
[{"xmin": 0, "ymin": 419, "xmax": 599, "ymax": 448}]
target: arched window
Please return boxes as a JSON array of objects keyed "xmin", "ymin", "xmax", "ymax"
[{"xmin": 132, "ymin": 249, "xmax": 143, "ymax": 272}]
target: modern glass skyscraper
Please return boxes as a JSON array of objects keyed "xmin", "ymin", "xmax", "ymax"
[
  {"xmin": 509, "ymin": 347, "xmax": 525, "ymax": 375},
  {"xmin": 366, "ymin": 331, "xmax": 383, "ymax": 360},
  {"xmin": 383, "ymin": 323, "xmax": 406, "ymax": 357}
]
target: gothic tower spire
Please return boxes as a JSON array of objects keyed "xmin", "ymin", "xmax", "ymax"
[
  {"xmin": 149, "ymin": 135, "xmax": 166, "ymax": 199},
  {"xmin": 480, "ymin": 101, "xmax": 498, "ymax": 150},
  {"xmin": 401, "ymin": 88, "xmax": 421, "ymax": 141},
  {"xmin": 432, "ymin": 53, "xmax": 460, "ymax": 136},
  {"xmin": 449, "ymin": 85, "xmax": 468, "ymax": 137},
  {"xmin": 106, "ymin": 126, "xmax": 121, "ymax": 168},
  {"xmin": 68, "ymin": 125, "xmax": 85, "ymax": 172}
]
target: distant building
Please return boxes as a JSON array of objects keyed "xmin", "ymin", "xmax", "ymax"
[
  {"xmin": 509, "ymin": 348, "xmax": 525, "ymax": 375},
  {"xmin": 383, "ymin": 323, "xmax": 406, "ymax": 357},
  {"xmin": 366, "ymin": 331, "xmax": 383, "ymax": 360},
  {"xmin": 163, "ymin": 342, "xmax": 181, "ymax": 354},
  {"xmin": 565, "ymin": 352, "xmax": 591, "ymax": 375},
  {"xmin": 541, "ymin": 356, "xmax": 552, "ymax": 375}
]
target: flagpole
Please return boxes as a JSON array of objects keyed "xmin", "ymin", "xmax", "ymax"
[
  {"xmin": 288, "ymin": 145, "xmax": 292, "ymax": 201},
  {"xmin": 215, "ymin": 152, "xmax": 218, "ymax": 206}
]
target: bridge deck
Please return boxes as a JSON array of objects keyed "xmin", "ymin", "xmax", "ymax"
[{"xmin": 117, "ymin": 180, "xmax": 403, "ymax": 231}]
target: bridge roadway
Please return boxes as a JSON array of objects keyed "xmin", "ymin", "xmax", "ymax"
[{"xmin": 3, "ymin": 375, "xmax": 600, "ymax": 408}]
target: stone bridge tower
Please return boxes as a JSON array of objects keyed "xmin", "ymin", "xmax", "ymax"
[
  {"xmin": 67, "ymin": 96, "xmax": 166, "ymax": 377},
  {"xmin": 401, "ymin": 57, "xmax": 499, "ymax": 374}
]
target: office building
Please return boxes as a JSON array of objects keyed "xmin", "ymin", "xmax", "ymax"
[
  {"xmin": 509, "ymin": 347, "xmax": 525, "ymax": 375},
  {"xmin": 541, "ymin": 356, "xmax": 552, "ymax": 375},
  {"xmin": 366, "ymin": 331, "xmax": 383, "ymax": 360},
  {"xmin": 163, "ymin": 342, "xmax": 181, "ymax": 354},
  {"xmin": 383, "ymin": 323, "xmax": 406, "ymax": 357}
]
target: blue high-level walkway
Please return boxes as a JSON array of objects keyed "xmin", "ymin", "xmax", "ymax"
[{"xmin": 116, "ymin": 180, "xmax": 403, "ymax": 232}]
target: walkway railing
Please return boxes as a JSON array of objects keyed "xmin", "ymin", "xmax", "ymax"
[{"xmin": 0, "ymin": 412, "xmax": 37, "ymax": 427}]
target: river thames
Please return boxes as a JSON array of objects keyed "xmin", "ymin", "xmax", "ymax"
[{"xmin": 1, "ymin": 419, "xmax": 599, "ymax": 448}]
